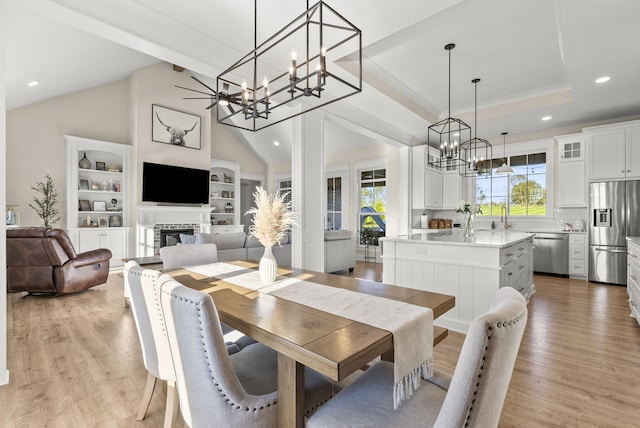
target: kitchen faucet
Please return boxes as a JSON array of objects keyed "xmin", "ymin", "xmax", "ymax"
[{"xmin": 501, "ymin": 205, "xmax": 511, "ymax": 229}]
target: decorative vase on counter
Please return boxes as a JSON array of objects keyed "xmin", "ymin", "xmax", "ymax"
[
  {"xmin": 259, "ymin": 246, "xmax": 278, "ymax": 284},
  {"xmin": 463, "ymin": 212, "xmax": 474, "ymax": 237},
  {"xmin": 79, "ymin": 152, "xmax": 91, "ymax": 169}
]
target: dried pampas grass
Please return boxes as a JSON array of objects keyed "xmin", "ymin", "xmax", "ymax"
[{"xmin": 246, "ymin": 187, "xmax": 299, "ymax": 247}]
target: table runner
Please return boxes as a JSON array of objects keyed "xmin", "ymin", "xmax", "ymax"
[{"xmin": 186, "ymin": 263, "xmax": 433, "ymax": 408}]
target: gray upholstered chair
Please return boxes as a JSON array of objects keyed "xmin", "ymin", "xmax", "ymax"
[
  {"xmin": 124, "ymin": 261, "xmax": 179, "ymax": 428},
  {"xmin": 160, "ymin": 243, "xmax": 218, "ymax": 270},
  {"xmin": 157, "ymin": 275, "xmax": 334, "ymax": 428},
  {"xmin": 307, "ymin": 287, "xmax": 528, "ymax": 428}
]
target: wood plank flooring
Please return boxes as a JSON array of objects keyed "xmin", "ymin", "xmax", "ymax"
[{"xmin": 1, "ymin": 264, "xmax": 639, "ymax": 427}]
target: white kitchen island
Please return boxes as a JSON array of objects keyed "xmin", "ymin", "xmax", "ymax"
[{"xmin": 380, "ymin": 230, "xmax": 535, "ymax": 333}]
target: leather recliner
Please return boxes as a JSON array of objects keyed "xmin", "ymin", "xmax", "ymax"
[{"xmin": 7, "ymin": 227, "xmax": 112, "ymax": 295}]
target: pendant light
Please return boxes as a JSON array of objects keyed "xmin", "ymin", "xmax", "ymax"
[
  {"xmin": 427, "ymin": 43, "xmax": 471, "ymax": 170},
  {"xmin": 496, "ymin": 132, "xmax": 514, "ymax": 175},
  {"xmin": 460, "ymin": 78, "xmax": 492, "ymax": 177}
]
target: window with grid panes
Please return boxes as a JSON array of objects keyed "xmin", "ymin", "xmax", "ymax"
[
  {"xmin": 475, "ymin": 152, "xmax": 547, "ymax": 216},
  {"xmin": 359, "ymin": 168, "xmax": 386, "ymax": 245}
]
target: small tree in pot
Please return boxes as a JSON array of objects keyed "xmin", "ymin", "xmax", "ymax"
[{"xmin": 29, "ymin": 174, "xmax": 60, "ymax": 229}]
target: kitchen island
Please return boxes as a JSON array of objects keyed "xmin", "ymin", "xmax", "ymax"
[{"xmin": 380, "ymin": 230, "xmax": 535, "ymax": 333}]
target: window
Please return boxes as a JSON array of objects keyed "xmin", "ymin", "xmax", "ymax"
[
  {"xmin": 476, "ymin": 152, "xmax": 547, "ymax": 216},
  {"xmin": 327, "ymin": 176, "xmax": 342, "ymax": 230},
  {"xmin": 277, "ymin": 179, "xmax": 292, "ymax": 206},
  {"xmin": 359, "ymin": 168, "xmax": 386, "ymax": 244}
]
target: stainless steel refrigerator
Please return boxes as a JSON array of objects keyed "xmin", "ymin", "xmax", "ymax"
[{"xmin": 589, "ymin": 181, "xmax": 640, "ymax": 285}]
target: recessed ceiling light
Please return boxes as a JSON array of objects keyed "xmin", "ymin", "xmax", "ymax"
[
  {"xmin": 27, "ymin": 81, "xmax": 39, "ymax": 87},
  {"xmin": 542, "ymin": 116, "xmax": 552, "ymax": 121},
  {"xmin": 595, "ymin": 76, "xmax": 611, "ymax": 84},
  {"xmin": 273, "ymin": 141, "xmax": 280, "ymax": 146}
]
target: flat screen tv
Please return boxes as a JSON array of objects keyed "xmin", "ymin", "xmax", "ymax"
[{"xmin": 142, "ymin": 162, "xmax": 210, "ymax": 205}]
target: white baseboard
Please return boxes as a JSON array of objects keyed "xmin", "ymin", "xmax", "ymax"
[{"xmin": 0, "ymin": 369, "xmax": 9, "ymax": 386}]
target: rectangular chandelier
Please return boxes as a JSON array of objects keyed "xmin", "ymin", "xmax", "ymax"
[{"xmin": 215, "ymin": 0, "xmax": 361, "ymax": 132}]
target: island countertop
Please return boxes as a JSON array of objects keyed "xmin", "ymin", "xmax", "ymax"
[{"xmin": 380, "ymin": 230, "xmax": 535, "ymax": 249}]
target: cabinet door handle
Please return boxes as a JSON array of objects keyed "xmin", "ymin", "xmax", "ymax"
[
  {"xmin": 506, "ymin": 252, "xmax": 514, "ymax": 257},
  {"xmin": 630, "ymin": 299, "xmax": 637, "ymax": 307},
  {"xmin": 630, "ymin": 253, "xmax": 638, "ymax": 259},
  {"xmin": 631, "ymin": 275, "xmax": 637, "ymax": 281}
]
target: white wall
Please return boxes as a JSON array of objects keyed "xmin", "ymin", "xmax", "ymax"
[{"xmin": 1, "ymin": 0, "xmax": 9, "ymax": 386}]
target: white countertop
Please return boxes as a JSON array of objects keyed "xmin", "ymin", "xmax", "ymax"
[
  {"xmin": 381, "ymin": 230, "xmax": 535, "ymax": 248},
  {"xmin": 626, "ymin": 236, "xmax": 640, "ymax": 246}
]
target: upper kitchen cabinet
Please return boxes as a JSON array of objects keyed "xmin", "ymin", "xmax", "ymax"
[
  {"xmin": 585, "ymin": 120, "xmax": 640, "ymax": 180},
  {"xmin": 556, "ymin": 134, "xmax": 586, "ymax": 207}
]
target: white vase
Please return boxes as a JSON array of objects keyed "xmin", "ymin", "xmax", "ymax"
[{"xmin": 259, "ymin": 246, "xmax": 278, "ymax": 284}]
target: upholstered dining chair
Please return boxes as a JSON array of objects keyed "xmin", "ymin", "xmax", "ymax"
[
  {"xmin": 157, "ymin": 275, "xmax": 334, "ymax": 428},
  {"xmin": 160, "ymin": 243, "xmax": 218, "ymax": 270},
  {"xmin": 306, "ymin": 287, "xmax": 528, "ymax": 428},
  {"xmin": 124, "ymin": 261, "xmax": 179, "ymax": 428}
]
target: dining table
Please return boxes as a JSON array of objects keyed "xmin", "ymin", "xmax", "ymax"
[{"xmin": 167, "ymin": 260, "xmax": 455, "ymax": 428}]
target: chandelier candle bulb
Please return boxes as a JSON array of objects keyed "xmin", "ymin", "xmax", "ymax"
[{"xmin": 290, "ymin": 49, "xmax": 297, "ymax": 80}]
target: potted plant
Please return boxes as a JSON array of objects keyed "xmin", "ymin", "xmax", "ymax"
[{"xmin": 29, "ymin": 174, "xmax": 60, "ymax": 229}]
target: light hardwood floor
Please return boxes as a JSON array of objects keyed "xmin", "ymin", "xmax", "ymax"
[{"xmin": 1, "ymin": 264, "xmax": 639, "ymax": 427}]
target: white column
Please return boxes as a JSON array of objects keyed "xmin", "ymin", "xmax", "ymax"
[
  {"xmin": 291, "ymin": 112, "xmax": 325, "ymax": 271},
  {"xmin": 1, "ymin": 0, "xmax": 10, "ymax": 386}
]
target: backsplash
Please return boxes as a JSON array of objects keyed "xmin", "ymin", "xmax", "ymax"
[{"xmin": 413, "ymin": 207, "xmax": 588, "ymax": 232}]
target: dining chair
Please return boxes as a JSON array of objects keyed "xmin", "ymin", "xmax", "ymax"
[
  {"xmin": 306, "ymin": 287, "xmax": 528, "ymax": 428},
  {"xmin": 157, "ymin": 274, "xmax": 334, "ymax": 428},
  {"xmin": 124, "ymin": 261, "xmax": 179, "ymax": 428},
  {"xmin": 160, "ymin": 243, "xmax": 218, "ymax": 270}
]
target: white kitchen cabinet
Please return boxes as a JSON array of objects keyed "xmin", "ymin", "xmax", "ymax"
[
  {"xmin": 425, "ymin": 168, "xmax": 443, "ymax": 208},
  {"xmin": 411, "ymin": 145, "xmax": 426, "ymax": 209},
  {"xmin": 556, "ymin": 134, "xmax": 586, "ymax": 207},
  {"xmin": 627, "ymin": 238, "xmax": 640, "ymax": 327},
  {"xmin": 569, "ymin": 233, "xmax": 587, "ymax": 278},
  {"xmin": 442, "ymin": 171, "xmax": 464, "ymax": 209},
  {"xmin": 585, "ymin": 121, "xmax": 640, "ymax": 180}
]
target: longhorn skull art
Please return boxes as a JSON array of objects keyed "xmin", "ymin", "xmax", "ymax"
[{"xmin": 155, "ymin": 111, "xmax": 198, "ymax": 146}]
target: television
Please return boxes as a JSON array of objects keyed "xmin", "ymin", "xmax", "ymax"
[{"xmin": 142, "ymin": 162, "xmax": 210, "ymax": 205}]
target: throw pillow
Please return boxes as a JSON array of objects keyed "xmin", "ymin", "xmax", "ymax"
[{"xmin": 180, "ymin": 233, "xmax": 197, "ymax": 244}]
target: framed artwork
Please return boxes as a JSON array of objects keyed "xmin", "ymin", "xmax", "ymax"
[
  {"xmin": 96, "ymin": 161, "xmax": 106, "ymax": 171},
  {"xmin": 152, "ymin": 104, "xmax": 201, "ymax": 149},
  {"xmin": 79, "ymin": 200, "xmax": 91, "ymax": 211},
  {"xmin": 93, "ymin": 200, "xmax": 106, "ymax": 212},
  {"xmin": 98, "ymin": 217, "xmax": 109, "ymax": 227},
  {"xmin": 79, "ymin": 179, "xmax": 90, "ymax": 190}
]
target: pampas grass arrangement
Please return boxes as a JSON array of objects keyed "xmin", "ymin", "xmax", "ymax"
[{"xmin": 246, "ymin": 187, "xmax": 299, "ymax": 247}]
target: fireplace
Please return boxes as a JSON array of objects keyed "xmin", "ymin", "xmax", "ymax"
[
  {"xmin": 160, "ymin": 228, "xmax": 194, "ymax": 248},
  {"xmin": 153, "ymin": 223, "xmax": 201, "ymax": 255}
]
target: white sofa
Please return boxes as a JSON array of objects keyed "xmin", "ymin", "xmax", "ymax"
[{"xmin": 324, "ymin": 230, "xmax": 356, "ymax": 273}]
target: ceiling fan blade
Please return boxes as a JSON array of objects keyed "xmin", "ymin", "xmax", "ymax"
[
  {"xmin": 191, "ymin": 76, "xmax": 217, "ymax": 94},
  {"xmin": 176, "ymin": 85, "xmax": 213, "ymax": 96},
  {"xmin": 183, "ymin": 97, "xmax": 215, "ymax": 100},
  {"xmin": 227, "ymin": 104, "xmax": 235, "ymax": 114},
  {"xmin": 206, "ymin": 100, "xmax": 219, "ymax": 110}
]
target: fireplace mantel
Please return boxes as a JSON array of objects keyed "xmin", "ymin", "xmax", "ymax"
[{"xmin": 137, "ymin": 205, "xmax": 211, "ymax": 226}]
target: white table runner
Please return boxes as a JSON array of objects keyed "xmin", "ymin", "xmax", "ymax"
[{"xmin": 186, "ymin": 263, "xmax": 433, "ymax": 408}]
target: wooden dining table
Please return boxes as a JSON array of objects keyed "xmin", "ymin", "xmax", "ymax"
[{"xmin": 167, "ymin": 260, "xmax": 455, "ymax": 428}]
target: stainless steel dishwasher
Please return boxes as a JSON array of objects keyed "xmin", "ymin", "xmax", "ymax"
[{"xmin": 532, "ymin": 232, "xmax": 569, "ymax": 276}]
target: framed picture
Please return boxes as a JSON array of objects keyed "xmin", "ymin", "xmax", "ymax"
[
  {"xmin": 96, "ymin": 161, "xmax": 106, "ymax": 171},
  {"xmin": 98, "ymin": 217, "xmax": 109, "ymax": 227},
  {"xmin": 79, "ymin": 199, "xmax": 91, "ymax": 211},
  {"xmin": 152, "ymin": 104, "xmax": 201, "ymax": 149},
  {"xmin": 109, "ymin": 215, "xmax": 122, "ymax": 227},
  {"xmin": 79, "ymin": 179, "xmax": 90, "ymax": 190},
  {"xmin": 93, "ymin": 200, "xmax": 106, "ymax": 212}
]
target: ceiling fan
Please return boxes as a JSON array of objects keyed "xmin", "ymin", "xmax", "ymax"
[{"xmin": 176, "ymin": 76, "xmax": 242, "ymax": 113}]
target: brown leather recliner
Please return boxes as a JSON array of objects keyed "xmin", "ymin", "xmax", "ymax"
[{"xmin": 7, "ymin": 227, "xmax": 112, "ymax": 295}]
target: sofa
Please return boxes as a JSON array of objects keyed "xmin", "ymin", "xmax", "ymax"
[
  {"xmin": 6, "ymin": 227, "xmax": 112, "ymax": 295},
  {"xmin": 324, "ymin": 230, "xmax": 356, "ymax": 273},
  {"xmin": 179, "ymin": 232, "xmax": 292, "ymax": 267}
]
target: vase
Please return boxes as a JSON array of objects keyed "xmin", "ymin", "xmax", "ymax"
[
  {"xmin": 259, "ymin": 246, "xmax": 278, "ymax": 284},
  {"xmin": 79, "ymin": 152, "xmax": 91, "ymax": 169},
  {"xmin": 463, "ymin": 212, "xmax": 474, "ymax": 237}
]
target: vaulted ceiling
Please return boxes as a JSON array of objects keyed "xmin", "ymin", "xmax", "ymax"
[{"xmin": 7, "ymin": 0, "xmax": 640, "ymax": 165}]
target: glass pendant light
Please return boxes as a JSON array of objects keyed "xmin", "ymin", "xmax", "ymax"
[{"xmin": 496, "ymin": 132, "xmax": 514, "ymax": 175}]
